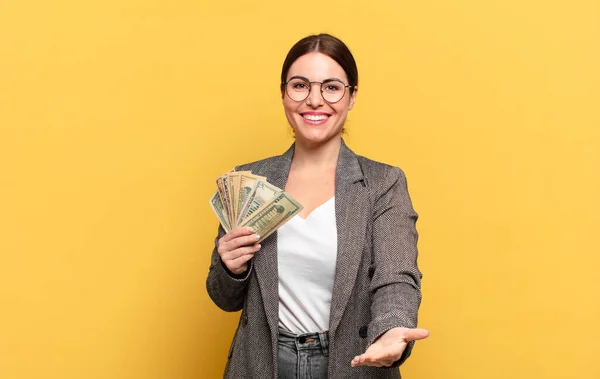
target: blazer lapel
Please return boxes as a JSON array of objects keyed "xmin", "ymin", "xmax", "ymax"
[
  {"xmin": 252, "ymin": 144, "xmax": 294, "ymax": 339},
  {"xmin": 329, "ymin": 140, "xmax": 369, "ymax": 334}
]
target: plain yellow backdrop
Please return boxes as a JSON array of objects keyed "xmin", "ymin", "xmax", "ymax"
[{"xmin": 1, "ymin": 0, "xmax": 599, "ymax": 378}]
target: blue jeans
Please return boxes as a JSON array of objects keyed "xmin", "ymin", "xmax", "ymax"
[{"xmin": 277, "ymin": 328, "xmax": 330, "ymax": 379}]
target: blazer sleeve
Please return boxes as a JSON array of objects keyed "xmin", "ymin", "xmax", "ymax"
[
  {"xmin": 367, "ymin": 166, "xmax": 422, "ymax": 367},
  {"xmin": 205, "ymin": 224, "xmax": 253, "ymax": 312}
]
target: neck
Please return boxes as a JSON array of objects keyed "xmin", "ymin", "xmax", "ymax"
[{"xmin": 291, "ymin": 136, "xmax": 342, "ymax": 171}]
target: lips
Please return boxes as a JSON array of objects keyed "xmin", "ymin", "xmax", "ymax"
[
  {"xmin": 303, "ymin": 114, "xmax": 328, "ymax": 121},
  {"xmin": 301, "ymin": 112, "xmax": 331, "ymax": 124}
]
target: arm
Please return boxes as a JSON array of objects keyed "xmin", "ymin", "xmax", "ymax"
[
  {"xmin": 205, "ymin": 224, "xmax": 254, "ymax": 312},
  {"xmin": 367, "ymin": 167, "xmax": 423, "ymax": 367}
]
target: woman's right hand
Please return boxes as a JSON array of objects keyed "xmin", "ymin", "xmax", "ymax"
[{"xmin": 217, "ymin": 227, "xmax": 261, "ymax": 275}]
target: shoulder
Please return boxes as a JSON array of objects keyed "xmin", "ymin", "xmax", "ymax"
[
  {"xmin": 356, "ymin": 155, "xmax": 407, "ymax": 193},
  {"xmin": 356, "ymin": 154, "xmax": 417, "ymax": 216}
]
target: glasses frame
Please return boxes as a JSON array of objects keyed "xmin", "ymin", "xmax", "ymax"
[{"xmin": 282, "ymin": 77, "xmax": 353, "ymax": 104}]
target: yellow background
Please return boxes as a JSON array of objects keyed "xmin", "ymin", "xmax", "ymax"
[{"xmin": 1, "ymin": 0, "xmax": 599, "ymax": 378}]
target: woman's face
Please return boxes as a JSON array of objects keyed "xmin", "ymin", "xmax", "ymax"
[{"xmin": 282, "ymin": 52, "xmax": 357, "ymax": 147}]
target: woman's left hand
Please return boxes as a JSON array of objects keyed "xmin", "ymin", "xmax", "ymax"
[{"xmin": 351, "ymin": 327, "xmax": 430, "ymax": 368}]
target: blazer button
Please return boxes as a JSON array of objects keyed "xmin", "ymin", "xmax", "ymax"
[
  {"xmin": 359, "ymin": 325, "xmax": 368, "ymax": 338},
  {"xmin": 242, "ymin": 314, "xmax": 248, "ymax": 326}
]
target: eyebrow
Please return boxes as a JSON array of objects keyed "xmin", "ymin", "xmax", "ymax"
[{"xmin": 287, "ymin": 75, "xmax": 345, "ymax": 83}]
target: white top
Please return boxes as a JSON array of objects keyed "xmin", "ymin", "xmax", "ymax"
[{"xmin": 277, "ymin": 196, "xmax": 337, "ymax": 334}]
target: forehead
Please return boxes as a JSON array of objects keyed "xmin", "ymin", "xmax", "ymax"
[{"xmin": 287, "ymin": 52, "xmax": 348, "ymax": 82}]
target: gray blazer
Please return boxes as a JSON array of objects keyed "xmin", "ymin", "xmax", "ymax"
[{"xmin": 206, "ymin": 140, "xmax": 422, "ymax": 378}]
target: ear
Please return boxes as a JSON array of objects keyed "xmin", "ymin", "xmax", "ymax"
[{"xmin": 348, "ymin": 86, "xmax": 358, "ymax": 110}]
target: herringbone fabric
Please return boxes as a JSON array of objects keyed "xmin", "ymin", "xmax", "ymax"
[{"xmin": 206, "ymin": 140, "xmax": 422, "ymax": 378}]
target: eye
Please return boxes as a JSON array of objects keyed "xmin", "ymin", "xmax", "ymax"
[
  {"xmin": 288, "ymin": 79, "xmax": 309, "ymax": 91},
  {"xmin": 323, "ymin": 83, "xmax": 343, "ymax": 92}
]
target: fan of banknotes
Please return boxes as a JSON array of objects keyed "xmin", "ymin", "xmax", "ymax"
[{"xmin": 210, "ymin": 171, "xmax": 303, "ymax": 242}]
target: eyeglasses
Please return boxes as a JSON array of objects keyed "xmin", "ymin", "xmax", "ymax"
[{"xmin": 283, "ymin": 76, "xmax": 352, "ymax": 104}]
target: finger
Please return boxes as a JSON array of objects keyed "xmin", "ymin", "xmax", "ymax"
[
  {"xmin": 227, "ymin": 233, "xmax": 261, "ymax": 250},
  {"xmin": 403, "ymin": 328, "xmax": 430, "ymax": 342},
  {"xmin": 352, "ymin": 347, "xmax": 400, "ymax": 367},
  {"xmin": 229, "ymin": 243, "xmax": 261, "ymax": 260},
  {"xmin": 221, "ymin": 245, "xmax": 256, "ymax": 263},
  {"xmin": 230, "ymin": 250, "xmax": 256, "ymax": 266},
  {"xmin": 222, "ymin": 246, "xmax": 258, "ymax": 274},
  {"xmin": 351, "ymin": 353, "xmax": 374, "ymax": 367},
  {"xmin": 219, "ymin": 241, "xmax": 259, "ymax": 261},
  {"xmin": 351, "ymin": 355, "xmax": 364, "ymax": 367},
  {"xmin": 352, "ymin": 357, "xmax": 383, "ymax": 368},
  {"xmin": 222, "ymin": 227, "xmax": 254, "ymax": 243},
  {"xmin": 376, "ymin": 351, "xmax": 400, "ymax": 367},
  {"xmin": 363, "ymin": 354, "xmax": 387, "ymax": 368}
]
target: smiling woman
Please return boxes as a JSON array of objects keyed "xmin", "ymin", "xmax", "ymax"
[
  {"xmin": 280, "ymin": 35, "xmax": 359, "ymax": 144},
  {"xmin": 206, "ymin": 33, "xmax": 428, "ymax": 379},
  {"xmin": 281, "ymin": 53, "xmax": 356, "ymax": 146}
]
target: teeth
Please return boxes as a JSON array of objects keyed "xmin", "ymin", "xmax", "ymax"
[{"xmin": 303, "ymin": 114, "xmax": 328, "ymax": 121}]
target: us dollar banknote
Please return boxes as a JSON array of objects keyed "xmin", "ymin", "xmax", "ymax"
[
  {"xmin": 238, "ymin": 180, "xmax": 281, "ymax": 222},
  {"xmin": 239, "ymin": 192, "xmax": 303, "ymax": 242},
  {"xmin": 237, "ymin": 172, "xmax": 265, "ymax": 224},
  {"xmin": 209, "ymin": 191, "xmax": 230, "ymax": 232}
]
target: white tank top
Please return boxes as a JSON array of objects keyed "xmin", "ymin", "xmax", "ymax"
[{"xmin": 277, "ymin": 196, "xmax": 337, "ymax": 334}]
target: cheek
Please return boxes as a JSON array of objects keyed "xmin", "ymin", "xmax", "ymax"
[
  {"xmin": 282, "ymin": 98, "xmax": 298, "ymax": 115},
  {"xmin": 332, "ymin": 103, "xmax": 350, "ymax": 118},
  {"xmin": 282, "ymin": 101, "xmax": 300, "ymax": 127}
]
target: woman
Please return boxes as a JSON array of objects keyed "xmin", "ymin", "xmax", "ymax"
[{"xmin": 206, "ymin": 33, "xmax": 429, "ymax": 379}]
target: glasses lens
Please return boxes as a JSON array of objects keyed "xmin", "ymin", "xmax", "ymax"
[
  {"xmin": 321, "ymin": 80, "xmax": 346, "ymax": 103},
  {"xmin": 286, "ymin": 78, "xmax": 310, "ymax": 102}
]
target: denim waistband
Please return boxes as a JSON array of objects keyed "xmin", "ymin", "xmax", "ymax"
[{"xmin": 278, "ymin": 328, "xmax": 329, "ymax": 356}]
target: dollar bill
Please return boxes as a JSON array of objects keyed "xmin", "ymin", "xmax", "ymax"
[
  {"xmin": 221, "ymin": 175, "xmax": 234, "ymax": 226},
  {"xmin": 227, "ymin": 171, "xmax": 252, "ymax": 226},
  {"xmin": 238, "ymin": 179, "xmax": 281, "ymax": 222},
  {"xmin": 209, "ymin": 191, "xmax": 231, "ymax": 232},
  {"xmin": 227, "ymin": 172, "xmax": 240, "ymax": 226},
  {"xmin": 239, "ymin": 192, "xmax": 303, "ymax": 242},
  {"xmin": 215, "ymin": 176, "xmax": 230, "ymax": 225},
  {"xmin": 237, "ymin": 173, "xmax": 265, "ymax": 225}
]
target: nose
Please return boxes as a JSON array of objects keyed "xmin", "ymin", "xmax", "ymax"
[{"xmin": 306, "ymin": 82, "xmax": 323, "ymax": 107}]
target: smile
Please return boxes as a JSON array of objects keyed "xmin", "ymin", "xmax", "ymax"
[
  {"xmin": 303, "ymin": 114, "xmax": 328, "ymax": 121},
  {"xmin": 301, "ymin": 113, "xmax": 330, "ymax": 125}
]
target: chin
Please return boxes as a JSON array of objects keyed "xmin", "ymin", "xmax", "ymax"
[{"xmin": 294, "ymin": 129, "xmax": 341, "ymax": 147}]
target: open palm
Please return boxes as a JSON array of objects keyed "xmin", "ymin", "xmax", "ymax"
[{"xmin": 351, "ymin": 327, "xmax": 430, "ymax": 367}]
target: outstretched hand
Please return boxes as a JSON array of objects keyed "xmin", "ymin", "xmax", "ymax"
[{"xmin": 351, "ymin": 327, "xmax": 430, "ymax": 368}]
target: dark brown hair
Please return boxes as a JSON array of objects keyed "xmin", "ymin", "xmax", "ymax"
[{"xmin": 280, "ymin": 34, "xmax": 358, "ymax": 94}]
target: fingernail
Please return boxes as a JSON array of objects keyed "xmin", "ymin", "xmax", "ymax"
[
  {"xmin": 255, "ymin": 234, "xmax": 260, "ymax": 240},
  {"xmin": 257, "ymin": 244, "xmax": 261, "ymax": 249}
]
